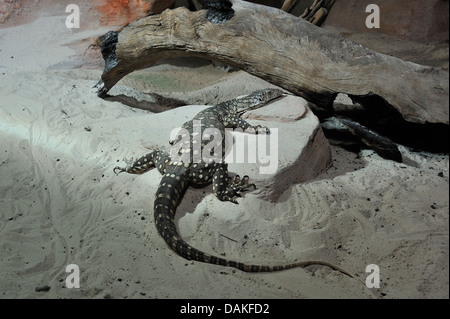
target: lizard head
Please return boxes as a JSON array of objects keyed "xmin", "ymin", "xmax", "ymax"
[
  {"xmin": 235, "ymin": 88, "xmax": 285, "ymax": 113},
  {"xmin": 252, "ymin": 88, "xmax": 285, "ymax": 100}
]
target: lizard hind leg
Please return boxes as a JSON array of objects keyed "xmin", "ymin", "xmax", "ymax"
[{"xmin": 212, "ymin": 164, "xmax": 256, "ymax": 204}]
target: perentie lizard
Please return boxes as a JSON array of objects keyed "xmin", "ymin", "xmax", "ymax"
[{"xmin": 114, "ymin": 89, "xmax": 362, "ymax": 284}]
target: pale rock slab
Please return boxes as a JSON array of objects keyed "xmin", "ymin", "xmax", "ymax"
[{"xmin": 139, "ymin": 93, "xmax": 331, "ymax": 202}]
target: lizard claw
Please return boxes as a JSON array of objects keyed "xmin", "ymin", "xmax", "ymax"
[
  {"xmin": 113, "ymin": 157, "xmax": 134, "ymax": 175},
  {"xmin": 229, "ymin": 175, "xmax": 256, "ymax": 197},
  {"xmin": 216, "ymin": 174, "xmax": 256, "ymax": 204},
  {"xmin": 246, "ymin": 125, "xmax": 270, "ymax": 135}
]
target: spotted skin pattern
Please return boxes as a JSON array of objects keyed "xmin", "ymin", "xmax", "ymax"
[
  {"xmin": 205, "ymin": 0, "xmax": 235, "ymax": 24},
  {"xmin": 114, "ymin": 89, "xmax": 363, "ymax": 283}
]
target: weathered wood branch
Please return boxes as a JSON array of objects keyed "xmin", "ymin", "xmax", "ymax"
[{"xmin": 96, "ymin": 0, "xmax": 449, "ymax": 125}]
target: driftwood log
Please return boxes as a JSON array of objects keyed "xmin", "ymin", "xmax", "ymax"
[{"xmin": 96, "ymin": 0, "xmax": 449, "ymax": 126}]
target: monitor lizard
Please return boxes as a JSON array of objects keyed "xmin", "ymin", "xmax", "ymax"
[{"xmin": 114, "ymin": 88, "xmax": 363, "ymax": 285}]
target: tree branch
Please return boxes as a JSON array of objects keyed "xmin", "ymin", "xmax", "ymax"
[{"xmin": 96, "ymin": 0, "xmax": 449, "ymax": 125}]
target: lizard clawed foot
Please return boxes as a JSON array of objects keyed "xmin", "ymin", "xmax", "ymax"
[
  {"xmin": 113, "ymin": 157, "xmax": 135, "ymax": 175},
  {"xmin": 113, "ymin": 166, "xmax": 125, "ymax": 175},
  {"xmin": 259, "ymin": 126, "xmax": 271, "ymax": 135},
  {"xmin": 246, "ymin": 125, "xmax": 271, "ymax": 135},
  {"xmin": 224, "ymin": 175, "xmax": 256, "ymax": 204}
]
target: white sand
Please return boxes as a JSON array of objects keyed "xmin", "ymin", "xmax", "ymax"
[{"xmin": 0, "ymin": 14, "xmax": 448, "ymax": 299}]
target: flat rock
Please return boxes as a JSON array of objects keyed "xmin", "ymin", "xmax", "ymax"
[{"xmin": 138, "ymin": 93, "xmax": 331, "ymax": 202}]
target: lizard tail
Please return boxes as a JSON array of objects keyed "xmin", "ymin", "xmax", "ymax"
[
  {"xmin": 153, "ymin": 167, "xmax": 364, "ymax": 286},
  {"xmin": 157, "ymin": 221, "xmax": 364, "ymax": 286},
  {"xmin": 154, "ymin": 201, "xmax": 363, "ymax": 285}
]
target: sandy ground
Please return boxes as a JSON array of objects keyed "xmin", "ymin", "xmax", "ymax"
[{"xmin": 0, "ymin": 12, "xmax": 448, "ymax": 299}]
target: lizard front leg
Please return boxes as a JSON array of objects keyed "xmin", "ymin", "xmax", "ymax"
[
  {"xmin": 113, "ymin": 150, "xmax": 171, "ymax": 175},
  {"xmin": 223, "ymin": 114, "xmax": 271, "ymax": 135}
]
